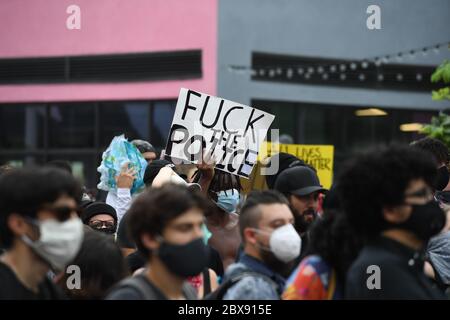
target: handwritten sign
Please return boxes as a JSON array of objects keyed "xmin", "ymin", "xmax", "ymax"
[
  {"xmin": 260, "ymin": 142, "xmax": 334, "ymax": 188},
  {"xmin": 165, "ymin": 89, "xmax": 275, "ymax": 178}
]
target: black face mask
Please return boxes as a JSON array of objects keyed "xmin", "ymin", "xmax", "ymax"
[
  {"xmin": 435, "ymin": 166, "xmax": 449, "ymax": 191},
  {"xmin": 158, "ymin": 238, "xmax": 210, "ymax": 277},
  {"xmin": 390, "ymin": 200, "xmax": 446, "ymax": 242},
  {"xmin": 93, "ymin": 226, "xmax": 116, "ymax": 235}
]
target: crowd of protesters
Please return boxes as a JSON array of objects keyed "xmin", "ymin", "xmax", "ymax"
[{"xmin": 1, "ymin": 137, "xmax": 450, "ymax": 300}]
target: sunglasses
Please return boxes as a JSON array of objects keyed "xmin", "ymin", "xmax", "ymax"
[
  {"xmin": 40, "ymin": 205, "xmax": 81, "ymax": 221},
  {"xmin": 404, "ymin": 187, "xmax": 433, "ymax": 199},
  {"xmin": 89, "ymin": 220, "xmax": 116, "ymax": 229}
]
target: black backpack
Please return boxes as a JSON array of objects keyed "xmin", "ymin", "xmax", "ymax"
[{"xmin": 204, "ymin": 271, "xmax": 277, "ymax": 300}]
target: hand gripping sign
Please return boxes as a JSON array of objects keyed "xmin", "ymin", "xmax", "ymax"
[{"xmin": 165, "ymin": 89, "xmax": 275, "ymax": 178}]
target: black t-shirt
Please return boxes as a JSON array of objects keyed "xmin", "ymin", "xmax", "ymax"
[
  {"xmin": 346, "ymin": 236, "xmax": 446, "ymax": 299},
  {"xmin": 0, "ymin": 262, "xmax": 67, "ymax": 300}
]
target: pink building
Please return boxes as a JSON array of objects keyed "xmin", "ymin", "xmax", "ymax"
[{"xmin": 0, "ymin": 0, "xmax": 218, "ymax": 187}]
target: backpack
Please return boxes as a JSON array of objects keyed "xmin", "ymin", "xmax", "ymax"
[
  {"xmin": 204, "ymin": 271, "xmax": 277, "ymax": 300},
  {"xmin": 116, "ymin": 274, "xmax": 198, "ymax": 300}
]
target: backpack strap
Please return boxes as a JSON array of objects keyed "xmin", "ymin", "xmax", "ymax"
[
  {"xmin": 117, "ymin": 274, "xmax": 159, "ymax": 300},
  {"xmin": 202, "ymin": 269, "xmax": 212, "ymax": 296},
  {"xmin": 204, "ymin": 270, "xmax": 278, "ymax": 300}
]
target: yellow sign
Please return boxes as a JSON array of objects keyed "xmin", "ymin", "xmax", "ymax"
[
  {"xmin": 240, "ymin": 142, "xmax": 334, "ymax": 194},
  {"xmin": 260, "ymin": 142, "xmax": 334, "ymax": 189}
]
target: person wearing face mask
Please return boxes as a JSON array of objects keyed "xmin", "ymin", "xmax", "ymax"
[
  {"xmin": 274, "ymin": 166, "xmax": 327, "ymax": 264},
  {"xmin": 214, "ymin": 190, "xmax": 301, "ymax": 300},
  {"xmin": 106, "ymin": 184, "xmax": 213, "ymax": 300},
  {"xmin": 411, "ymin": 137, "xmax": 450, "ymax": 293},
  {"xmin": 339, "ymin": 145, "xmax": 447, "ymax": 299},
  {"xmin": 81, "ymin": 202, "xmax": 118, "ymax": 235},
  {"xmin": 0, "ymin": 168, "xmax": 84, "ymax": 300},
  {"xmin": 411, "ymin": 137, "xmax": 450, "ymax": 202},
  {"xmin": 192, "ymin": 168, "xmax": 243, "ymax": 271}
]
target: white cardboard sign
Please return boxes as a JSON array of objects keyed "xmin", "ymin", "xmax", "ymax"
[{"xmin": 165, "ymin": 88, "xmax": 275, "ymax": 178}]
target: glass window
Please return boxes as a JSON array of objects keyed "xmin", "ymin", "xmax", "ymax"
[
  {"xmin": 254, "ymin": 99, "xmax": 437, "ymax": 177},
  {"xmin": 48, "ymin": 103, "xmax": 96, "ymax": 148},
  {"xmin": 46, "ymin": 154, "xmax": 99, "ymax": 190},
  {"xmin": 0, "ymin": 104, "xmax": 45, "ymax": 149},
  {"xmin": 99, "ymin": 102, "xmax": 150, "ymax": 147},
  {"xmin": 151, "ymin": 101, "xmax": 176, "ymax": 148},
  {"xmin": 0, "ymin": 155, "xmax": 45, "ymax": 168}
]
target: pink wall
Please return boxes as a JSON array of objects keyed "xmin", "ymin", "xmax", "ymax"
[{"xmin": 0, "ymin": 0, "xmax": 217, "ymax": 103}]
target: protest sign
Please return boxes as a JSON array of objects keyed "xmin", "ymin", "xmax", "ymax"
[
  {"xmin": 165, "ymin": 88, "xmax": 275, "ymax": 178},
  {"xmin": 259, "ymin": 142, "xmax": 334, "ymax": 188}
]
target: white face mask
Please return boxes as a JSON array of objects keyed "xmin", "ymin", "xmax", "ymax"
[
  {"xmin": 22, "ymin": 217, "xmax": 84, "ymax": 271},
  {"xmin": 270, "ymin": 224, "xmax": 302, "ymax": 262},
  {"xmin": 254, "ymin": 224, "xmax": 302, "ymax": 263}
]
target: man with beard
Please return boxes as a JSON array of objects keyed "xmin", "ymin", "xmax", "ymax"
[
  {"xmin": 274, "ymin": 166, "xmax": 328, "ymax": 259},
  {"xmin": 221, "ymin": 190, "xmax": 302, "ymax": 300}
]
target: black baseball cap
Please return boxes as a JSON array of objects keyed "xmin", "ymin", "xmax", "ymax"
[
  {"xmin": 265, "ymin": 152, "xmax": 307, "ymax": 189},
  {"xmin": 274, "ymin": 166, "xmax": 327, "ymax": 196}
]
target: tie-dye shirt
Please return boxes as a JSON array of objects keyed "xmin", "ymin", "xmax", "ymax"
[{"xmin": 283, "ymin": 255, "xmax": 342, "ymax": 300}]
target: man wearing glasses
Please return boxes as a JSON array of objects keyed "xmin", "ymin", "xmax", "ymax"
[
  {"xmin": 340, "ymin": 145, "xmax": 447, "ymax": 299},
  {"xmin": 0, "ymin": 168, "xmax": 84, "ymax": 299},
  {"xmin": 81, "ymin": 202, "xmax": 117, "ymax": 235}
]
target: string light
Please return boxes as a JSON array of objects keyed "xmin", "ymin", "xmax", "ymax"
[
  {"xmin": 228, "ymin": 41, "xmax": 449, "ymax": 84},
  {"xmin": 434, "ymin": 44, "xmax": 441, "ymax": 54},
  {"xmin": 374, "ymin": 58, "xmax": 382, "ymax": 67},
  {"xmin": 287, "ymin": 68, "xmax": 293, "ymax": 78}
]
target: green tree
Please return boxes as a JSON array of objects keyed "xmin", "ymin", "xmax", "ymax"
[
  {"xmin": 431, "ymin": 59, "xmax": 450, "ymax": 101},
  {"xmin": 421, "ymin": 112, "xmax": 450, "ymax": 148}
]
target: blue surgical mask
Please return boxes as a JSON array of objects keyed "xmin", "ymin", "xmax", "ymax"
[
  {"xmin": 215, "ymin": 189, "xmax": 241, "ymax": 214},
  {"xmin": 201, "ymin": 223, "xmax": 212, "ymax": 245}
]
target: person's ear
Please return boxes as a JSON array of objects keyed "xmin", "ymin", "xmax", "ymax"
[
  {"xmin": 243, "ymin": 227, "xmax": 258, "ymax": 245},
  {"xmin": 7, "ymin": 213, "xmax": 31, "ymax": 238},
  {"xmin": 383, "ymin": 205, "xmax": 410, "ymax": 224},
  {"xmin": 141, "ymin": 233, "xmax": 160, "ymax": 251}
]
